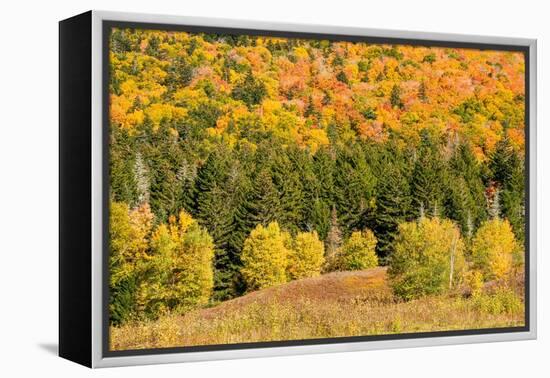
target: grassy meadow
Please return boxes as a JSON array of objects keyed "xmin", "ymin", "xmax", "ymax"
[{"xmin": 110, "ymin": 267, "xmax": 524, "ymax": 350}]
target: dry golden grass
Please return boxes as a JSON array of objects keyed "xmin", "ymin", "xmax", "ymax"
[{"xmin": 110, "ymin": 267, "xmax": 524, "ymax": 350}]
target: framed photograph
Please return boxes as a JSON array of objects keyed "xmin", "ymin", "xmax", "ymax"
[{"xmin": 59, "ymin": 10, "xmax": 537, "ymax": 368}]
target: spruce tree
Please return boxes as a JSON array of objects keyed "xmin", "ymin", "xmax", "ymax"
[
  {"xmin": 333, "ymin": 145, "xmax": 376, "ymax": 233},
  {"xmin": 270, "ymin": 148, "xmax": 305, "ymax": 233},
  {"xmin": 372, "ymin": 154, "xmax": 412, "ymax": 261},
  {"xmin": 490, "ymin": 137, "xmax": 525, "ymax": 241},
  {"xmin": 390, "ymin": 84, "xmax": 404, "ymax": 109},
  {"xmin": 194, "ymin": 149, "xmax": 247, "ymax": 300},
  {"xmin": 109, "ymin": 126, "xmax": 138, "ymax": 205},
  {"xmin": 247, "ymin": 169, "xmax": 281, "ymax": 226},
  {"xmin": 410, "ymin": 131, "xmax": 447, "ymax": 219},
  {"xmin": 418, "ymin": 80, "xmax": 428, "ymax": 102},
  {"xmin": 447, "ymin": 142, "xmax": 487, "ymax": 231}
]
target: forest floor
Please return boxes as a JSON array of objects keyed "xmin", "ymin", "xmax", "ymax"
[{"xmin": 110, "ymin": 267, "xmax": 524, "ymax": 351}]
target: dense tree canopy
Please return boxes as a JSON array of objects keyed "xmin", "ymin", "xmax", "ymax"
[{"xmin": 108, "ymin": 28, "xmax": 526, "ymax": 322}]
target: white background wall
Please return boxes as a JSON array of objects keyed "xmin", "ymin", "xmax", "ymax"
[{"xmin": 0, "ymin": 0, "xmax": 546, "ymax": 376}]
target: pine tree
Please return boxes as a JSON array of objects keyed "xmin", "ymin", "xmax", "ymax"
[
  {"xmin": 372, "ymin": 154, "xmax": 412, "ymax": 260},
  {"xmin": 110, "ymin": 127, "xmax": 138, "ymax": 205},
  {"xmin": 445, "ymin": 176, "xmax": 476, "ymax": 236},
  {"xmin": 308, "ymin": 198, "xmax": 331, "ymax": 240},
  {"xmin": 418, "ymin": 79, "xmax": 428, "ymax": 102},
  {"xmin": 490, "ymin": 137, "xmax": 525, "ymax": 241},
  {"xmin": 175, "ymin": 159, "xmax": 197, "ymax": 214},
  {"xmin": 231, "ymin": 71, "xmax": 267, "ymax": 108},
  {"xmin": 447, "ymin": 142, "xmax": 488, "ymax": 231},
  {"xmin": 333, "ymin": 145, "xmax": 376, "ymax": 233},
  {"xmin": 390, "ymin": 84, "xmax": 403, "ymax": 109},
  {"xmin": 270, "ymin": 148, "xmax": 305, "ymax": 233},
  {"xmin": 410, "ymin": 131, "xmax": 447, "ymax": 219},
  {"xmin": 247, "ymin": 169, "xmax": 282, "ymax": 226}
]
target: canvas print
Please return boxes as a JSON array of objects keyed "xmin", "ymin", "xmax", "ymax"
[{"xmin": 107, "ymin": 26, "xmax": 526, "ymax": 351}]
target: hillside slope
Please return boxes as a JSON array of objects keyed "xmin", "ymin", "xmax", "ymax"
[{"xmin": 110, "ymin": 267, "xmax": 523, "ymax": 350}]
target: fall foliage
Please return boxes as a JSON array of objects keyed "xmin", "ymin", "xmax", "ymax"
[
  {"xmin": 471, "ymin": 218, "xmax": 520, "ymax": 281},
  {"xmin": 108, "ymin": 27, "xmax": 526, "ymax": 344},
  {"xmin": 388, "ymin": 217, "xmax": 466, "ymax": 300},
  {"xmin": 287, "ymin": 231, "xmax": 325, "ymax": 280},
  {"xmin": 240, "ymin": 222, "xmax": 289, "ymax": 291}
]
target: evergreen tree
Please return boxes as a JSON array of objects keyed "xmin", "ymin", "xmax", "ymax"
[
  {"xmin": 490, "ymin": 138, "xmax": 525, "ymax": 240},
  {"xmin": 418, "ymin": 79, "xmax": 428, "ymax": 102},
  {"xmin": 270, "ymin": 148, "xmax": 305, "ymax": 233},
  {"xmin": 175, "ymin": 159, "xmax": 198, "ymax": 214},
  {"xmin": 110, "ymin": 127, "xmax": 138, "ymax": 205},
  {"xmin": 371, "ymin": 153, "xmax": 412, "ymax": 261},
  {"xmin": 247, "ymin": 169, "xmax": 282, "ymax": 226},
  {"xmin": 300, "ymin": 148, "xmax": 336, "ymax": 238},
  {"xmin": 445, "ymin": 176, "xmax": 475, "ymax": 237},
  {"xmin": 308, "ymin": 198, "xmax": 331, "ymax": 240},
  {"xmin": 447, "ymin": 142, "xmax": 488, "ymax": 231},
  {"xmin": 410, "ymin": 130, "xmax": 448, "ymax": 219},
  {"xmin": 333, "ymin": 145, "xmax": 376, "ymax": 233},
  {"xmin": 390, "ymin": 84, "xmax": 404, "ymax": 109},
  {"xmin": 231, "ymin": 71, "xmax": 267, "ymax": 108}
]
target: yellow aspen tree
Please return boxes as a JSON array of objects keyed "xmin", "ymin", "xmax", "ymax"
[
  {"xmin": 338, "ymin": 229, "xmax": 378, "ymax": 271},
  {"xmin": 471, "ymin": 218, "xmax": 520, "ymax": 281},
  {"xmin": 287, "ymin": 231, "xmax": 325, "ymax": 280},
  {"xmin": 240, "ymin": 222, "xmax": 289, "ymax": 291}
]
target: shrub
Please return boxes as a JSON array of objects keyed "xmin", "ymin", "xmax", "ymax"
[
  {"xmin": 472, "ymin": 288, "xmax": 523, "ymax": 315},
  {"xmin": 471, "ymin": 218, "xmax": 520, "ymax": 281},
  {"xmin": 241, "ymin": 222, "xmax": 289, "ymax": 291},
  {"xmin": 337, "ymin": 230, "xmax": 378, "ymax": 271},
  {"xmin": 389, "ymin": 217, "xmax": 465, "ymax": 300},
  {"xmin": 464, "ymin": 270, "xmax": 484, "ymax": 298},
  {"xmin": 287, "ymin": 231, "xmax": 325, "ymax": 280}
]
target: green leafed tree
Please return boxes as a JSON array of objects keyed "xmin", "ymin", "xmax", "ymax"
[{"xmin": 388, "ymin": 217, "xmax": 465, "ymax": 300}]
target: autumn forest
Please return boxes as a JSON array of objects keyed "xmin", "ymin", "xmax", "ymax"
[{"xmin": 108, "ymin": 27, "xmax": 526, "ymax": 350}]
